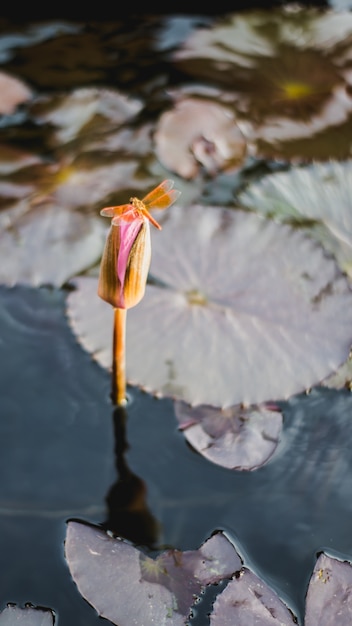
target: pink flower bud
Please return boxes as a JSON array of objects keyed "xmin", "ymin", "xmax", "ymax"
[{"xmin": 98, "ymin": 211, "xmax": 151, "ymax": 309}]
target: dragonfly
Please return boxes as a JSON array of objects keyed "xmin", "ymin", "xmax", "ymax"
[{"xmin": 100, "ymin": 179, "xmax": 181, "ymax": 230}]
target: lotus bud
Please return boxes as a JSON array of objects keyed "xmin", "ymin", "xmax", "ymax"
[{"xmin": 98, "ymin": 213, "xmax": 151, "ymax": 310}]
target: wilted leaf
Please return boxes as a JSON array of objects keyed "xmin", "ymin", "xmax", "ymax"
[
  {"xmin": 65, "ymin": 521, "xmax": 242, "ymax": 626},
  {"xmin": 305, "ymin": 553, "xmax": 352, "ymax": 625},
  {"xmin": 239, "ymin": 160, "xmax": 352, "ymax": 277},
  {"xmin": 67, "ymin": 205, "xmax": 352, "ymax": 407},
  {"xmin": 210, "ymin": 568, "xmax": 296, "ymax": 625},
  {"xmin": 154, "ymin": 97, "xmax": 247, "ymax": 179},
  {"xmin": 174, "ymin": 401, "xmax": 283, "ymax": 470},
  {"xmin": 0, "ymin": 605, "xmax": 54, "ymax": 625}
]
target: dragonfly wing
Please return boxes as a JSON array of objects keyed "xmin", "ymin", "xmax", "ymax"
[
  {"xmin": 146, "ymin": 189, "xmax": 181, "ymax": 210},
  {"xmin": 111, "ymin": 207, "xmax": 140, "ymax": 226},
  {"xmin": 100, "ymin": 204, "xmax": 132, "ymax": 217},
  {"xmin": 141, "ymin": 179, "xmax": 175, "ymax": 205}
]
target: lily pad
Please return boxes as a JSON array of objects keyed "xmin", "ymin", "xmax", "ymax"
[
  {"xmin": 305, "ymin": 553, "xmax": 352, "ymax": 625},
  {"xmin": 0, "ymin": 71, "xmax": 32, "ymax": 115},
  {"xmin": 173, "ymin": 8, "xmax": 352, "ymax": 160},
  {"xmin": 210, "ymin": 568, "xmax": 296, "ymax": 625},
  {"xmin": 67, "ymin": 204, "xmax": 352, "ymax": 407},
  {"xmin": 65, "ymin": 521, "xmax": 242, "ymax": 626},
  {"xmin": 239, "ymin": 160, "xmax": 352, "ymax": 278},
  {"xmin": 0, "ymin": 605, "xmax": 54, "ymax": 625},
  {"xmin": 174, "ymin": 401, "xmax": 283, "ymax": 470},
  {"xmin": 323, "ymin": 355, "xmax": 352, "ymax": 390},
  {"xmin": 154, "ymin": 97, "xmax": 247, "ymax": 179},
  {"xmin": 31, "ymin": 87, "xmax": 143, "ymax": 146},
  {"xmin": 0, "ymin": 201, "xmax": 106, "ymax": 287}
]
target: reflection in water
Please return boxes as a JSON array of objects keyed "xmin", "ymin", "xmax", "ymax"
[{"xmin": 101, "ymin": 405, "xmax": 160, "ymax": 548}]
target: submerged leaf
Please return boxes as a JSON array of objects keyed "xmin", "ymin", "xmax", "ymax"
[
  {"xmin": 210, "ymin": 568, "xmax": 296, "ymax": 625},
  {"xmin": 67, "ymin": 205, "xmax": 352, "ymax": 407},
  {"xmin": 305, "ymin": 553, "xmax": 352, "ymax": 625},
  {"xmin": 174, "ymin": 402, "xmax": 283, "ymax": 470},
  {"xmin": 65, "ymin": 521, "xmax": 242, "ymax": 626}
]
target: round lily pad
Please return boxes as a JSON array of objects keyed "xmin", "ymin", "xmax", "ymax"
[
  {"xmin": 67, "ymin": 205, "xmax": 352, "ymax": 407},
  {"xmin": 239, "ymin": 160, "xmax": 352, "ymax": 278}
]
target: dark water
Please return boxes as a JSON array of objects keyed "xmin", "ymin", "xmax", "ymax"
[
  {"xmin": 1, "ymin": 286, "xmax": 352, "ymax": 624},
  {"xmin": 1, "ymin": 4, "xmax": 352, "ymax": 625}
]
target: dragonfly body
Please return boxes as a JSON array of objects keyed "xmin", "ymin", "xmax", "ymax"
[{"xmin": 100, "ymin": 179, "xmax": 181, "ymax": 230}]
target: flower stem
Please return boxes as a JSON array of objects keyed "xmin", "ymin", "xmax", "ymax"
[{"xmin": 112, "ymin": 307, "xmax": 127, "ymax": 406}]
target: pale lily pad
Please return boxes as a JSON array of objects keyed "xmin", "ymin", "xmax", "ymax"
[
  {"xmin": 52, "ymin": 158, "xmax": 151, "ymax": 210},
  {"xmin": 305, "ymin": 553, "xmax": 352, "ymax": 625},
  {"xmin": 67, "ymin": 204, "xmax": 352, "ymax": 407},
  {"xmin": 210, "ymin": 568, "xmax": 296, "ymax": 625},
  {"xmin": 0, "ymin": 71, "xmax": 32, "ymax": 115},
  {"xmin": 0, "ymin": 201, "xmax": 106, "ymax": 287},
  {"xmin": 239, "ymin": 160, "xmax": 352, "ymax": 278},
  {"xmin": 154, "ymin": 97, "xmax": 247, "ymax": 179},
  {"xmin": 174, "ymin": 401, "xmax": 283, "ymax": 470},
  {"xmin": 173, "ymin": 9, "xmax": 352, "ymax": 160},
  {"xmin": 330, "ymin": 0, "xmax": 352, "ymax": 9},
  {"xmin": 323, "ymin": 355, "xmax": 352, "ymax": 390},
  {"xmin": 31, "ymin": 87, "xmax": 143, "ymax": 146},
  {"xmin": 0, "ymin": 605, "xmax": 54, "ymax": 625},
  {"xmin": 65, "ymin": 521, "xmax": 242, "ymax": 626}
]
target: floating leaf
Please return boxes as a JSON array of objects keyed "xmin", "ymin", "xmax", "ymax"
[
  {"xmin": 174, "ymin": 401, "xmax": 283, "ymax": 470},
  {"xmin": 31, "ymin": 87, "xmax": 143, "ymax": 146},
  {"xmin": 67, "ymin": 205, "xmax": 352, "ymax": 407},
  {"xmin": 239, "ymin": 160, "xmax": 352, "ymax": 278},
  {"xmin": 65, "ymin": 521, "xmax": 242, "ymax": 626},
  {"xmin": 173, "ymin": 9, "xmax": 352, "ymax": 160},
  {"xmin": 323, "ymin": 355, "xmax": 352, "ymax": 390},
  {"xmin": 330, "ymin": 0, "xmax": 352, "ymax": 9},
  {"xmin": 305, "ymin": 553, "xmax": 352, "ymax": 625},
  {"xmin": 210, "ymin": 568, "xmax": 296, "ymax": 625},
  {"xmin": 0, "ymin": 21, "xmax": 81, "ymax": 65},
  {"xmin": 0, "ymin": 605, "xmax": 54, "ymax": 625},
  {"xmin": 0, "ymin": 71, "xmax": 32, "ymax": 115},
  {"xmin": 52, "ymin": 158, "xmax": 150, "ymax": 211},
  {"xmin": 154, "ymin": 97, "xmax": 247, "ymax": 179},
  {"xmin": 0, "ymin": 202, "xmax": 106, "ymax": 287}
]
